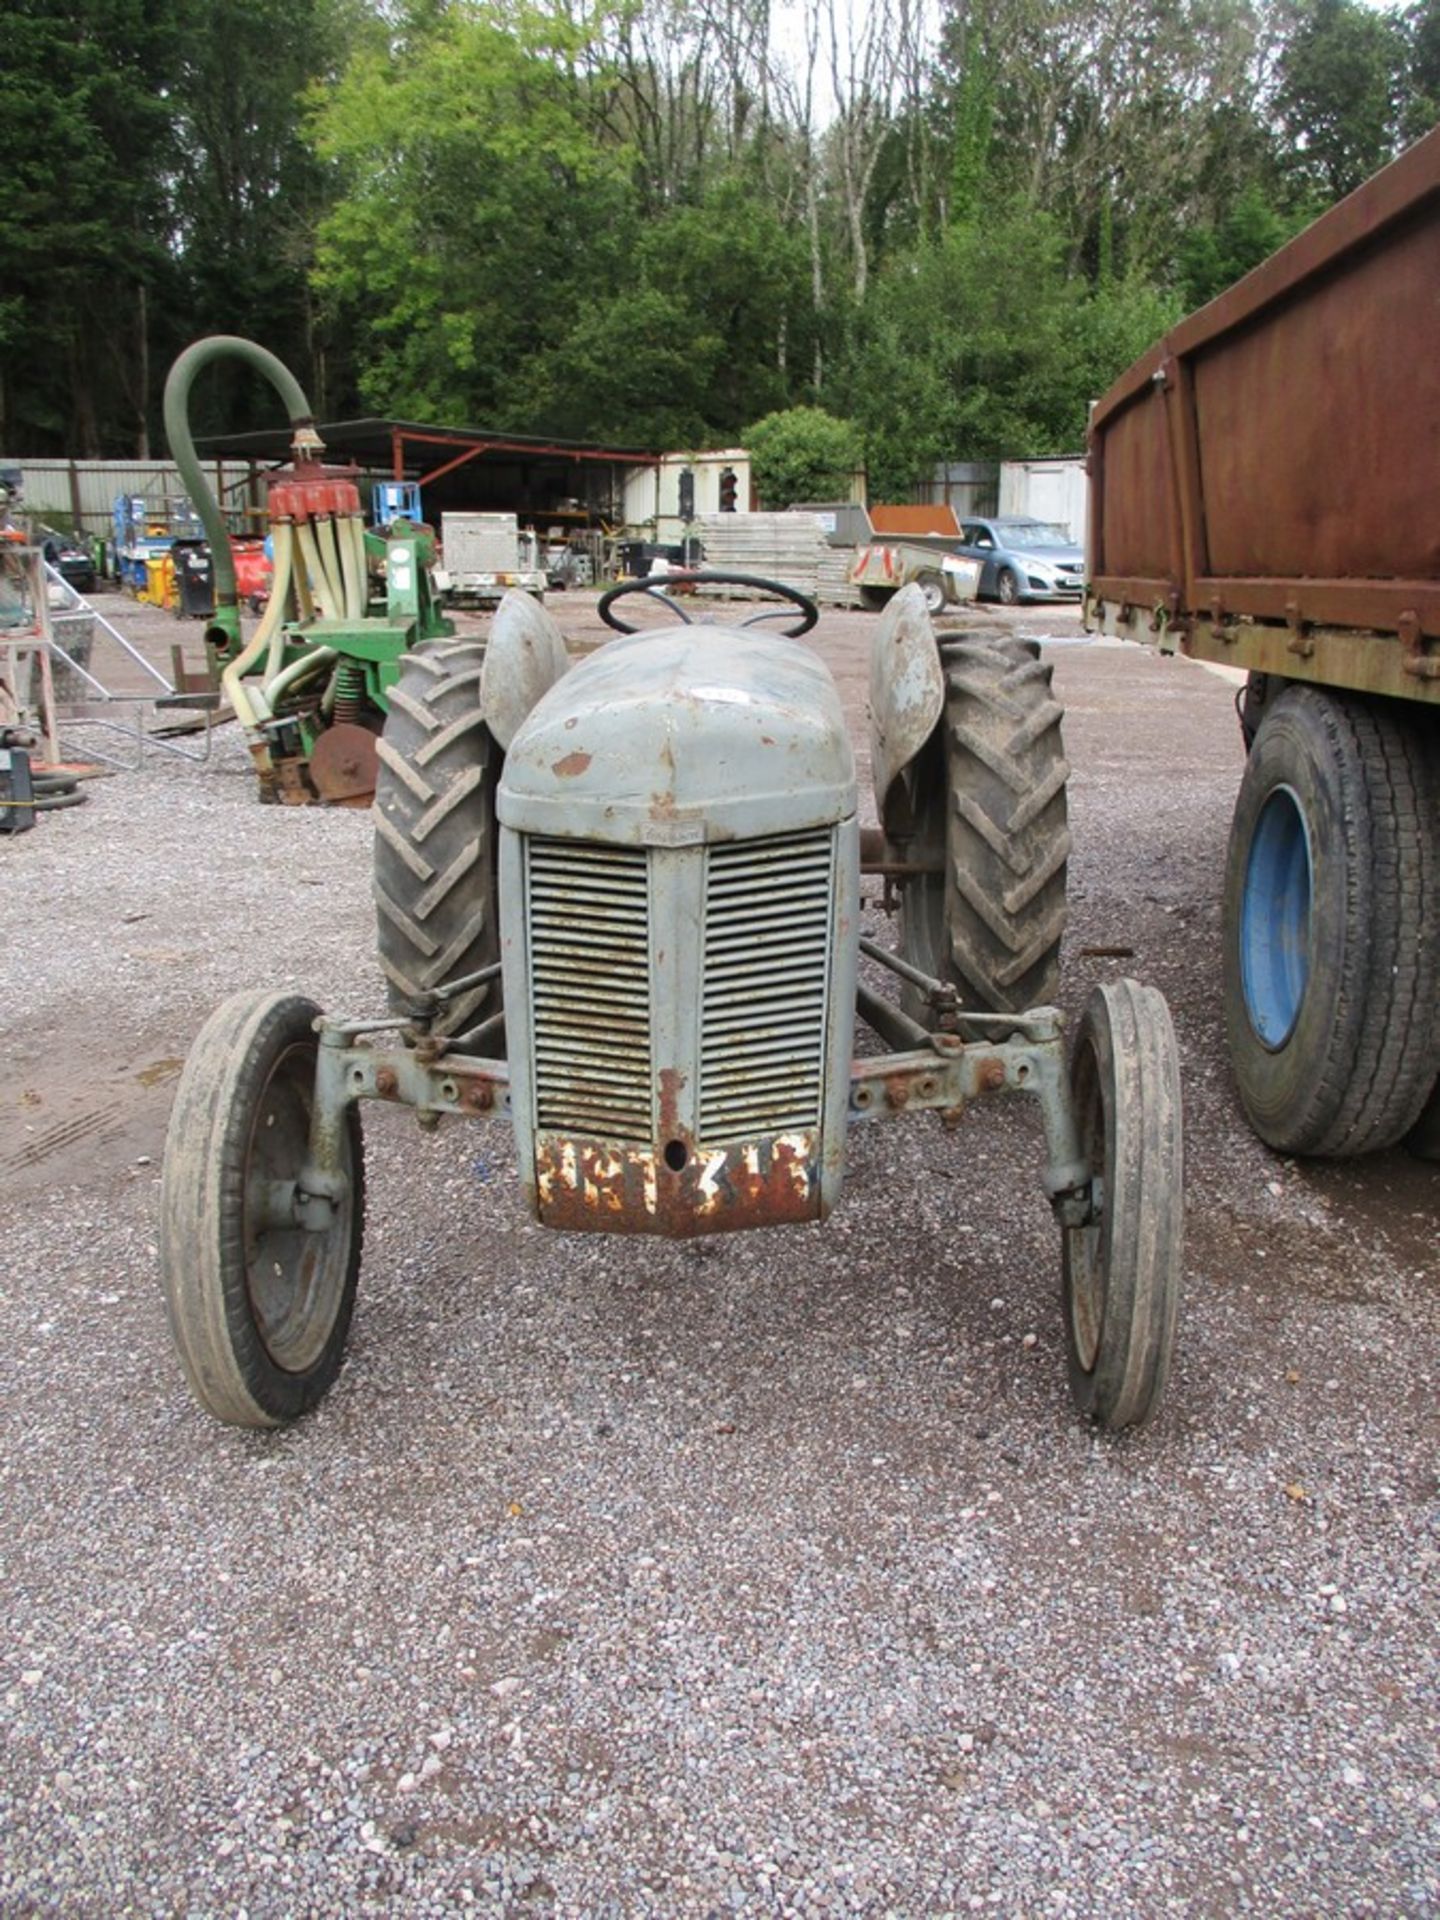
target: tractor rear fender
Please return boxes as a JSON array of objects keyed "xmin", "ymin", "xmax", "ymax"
[
  {"xmin": 481, "ymin": 589, "xmax": 571, "ymax": 751},
  {"xmin": 868, "ymin": 583, "xmax": 945, "ymax": 836}
]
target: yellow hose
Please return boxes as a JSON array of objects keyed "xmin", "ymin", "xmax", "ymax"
[
  {"xmin": 316, "ymin": 516, "xmax": 346, "ymax": 615},
  {"xmin": 222, "ymin": 523, "xmax": 293, "ymax": 730},
  {"xmin": 296, "ymin": 521, "xmax": 340, "ymax": 617},
  {"xmin": 339, "ymin": 514, "xmax": 365, "ymax": 618}
]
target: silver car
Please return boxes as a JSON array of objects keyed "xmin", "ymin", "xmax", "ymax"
[{"xmin": 959, "ymin": 517, "xmax": 1085, "ymax": 604}]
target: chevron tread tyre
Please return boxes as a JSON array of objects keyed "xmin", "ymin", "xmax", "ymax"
[
  {"xmin": 939, "ymin": 635, "xmax": 1070, "ymax": 1014},
  {"xmin": 372, "ymin": 638, "xmax": 502, "ymax": 1045}
]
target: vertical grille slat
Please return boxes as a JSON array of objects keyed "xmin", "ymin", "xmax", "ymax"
[
  {"xmin": 527, "ymin": 839, "xmax": 653, "ymax": 1142},
  {"xmin": 699, "ymin": 829, "xmax": 834, "ymax": 1143}
]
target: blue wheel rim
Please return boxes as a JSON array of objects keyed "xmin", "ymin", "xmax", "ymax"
[{"xmin": 1240, "ymin": 785, "xmax": 1312, "ymax": 1049}]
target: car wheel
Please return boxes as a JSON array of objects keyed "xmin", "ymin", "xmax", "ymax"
[{"xmin": 996, "ymin": 568, "xmax": 1021, "ymax": 606}]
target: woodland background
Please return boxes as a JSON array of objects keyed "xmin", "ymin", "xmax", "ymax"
[{"xmin": 4, "ymin": 0, "xmax": 1437, "ymax": 494}]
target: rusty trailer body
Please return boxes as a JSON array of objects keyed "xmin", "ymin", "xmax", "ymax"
[
  {"xmin": 1086, "ymin": 123, "xmax": 1440, "ymax": 699},
  {"xmin": 1086, "ymin": 128, "xmax": 1440, "ymax": 1172}
]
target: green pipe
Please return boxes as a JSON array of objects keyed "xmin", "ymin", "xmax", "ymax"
[{"xmin": 162, "ymin": 335, "xmax": 317, "ymax": 651}]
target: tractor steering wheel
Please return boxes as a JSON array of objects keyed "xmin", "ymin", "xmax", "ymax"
[{"xmin": 597, "ymin": 570, "xmax": 819, "ymax": 639}]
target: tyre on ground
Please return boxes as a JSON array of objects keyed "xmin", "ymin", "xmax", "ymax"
[
  {"xmin": 1062, "ymin": 978, "xmax": 1184, "ymax": 1430},
  {"xmin": 898, "ymin": 635, "xmax": 1070, "ymax": 1020},
  {"xmin": 1221, "ymin": 684, "xmax": 1440, "ymax": 1156},
  {"xmin": 159, "ymin": 989, "xmax": 365, "ymax": 1428},
  {"xmin": 373, "ymin": 637, "xmax": 503, "ymax": 1047}
]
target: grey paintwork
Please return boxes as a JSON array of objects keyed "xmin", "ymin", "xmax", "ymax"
[
  {"xmin": 496, "ymin": 615, "xmax": 862, "ymax": 1229},
  {"xmin": 480, "ymin": 588, "xmax": 571, "ymax": 750},
  {"xmin": 867, "ymin": 584, "xmax": 945, "ymax": 835},
  {"xmin": 498, "ymin": 625, "xmax": 856, "ymax": 845}
]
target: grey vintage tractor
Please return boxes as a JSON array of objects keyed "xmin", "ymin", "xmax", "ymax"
[{"xmin": 159, "ymin": 575, "xmax": 1184, "ymax": 1433}]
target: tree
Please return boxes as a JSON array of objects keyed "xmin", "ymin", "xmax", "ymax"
[
  {"xmin": 840, "ymin": 210, "xmax": 1179, "ymax": 497},
  {"xmin": 517, "ymin": 289, "xmax": 720, "ymax": 446},
  {"xmin": 1273, "ymin": 0, "xmax": 1407, "ymax": 200},
  {"xmin": 744, "ymin": 406, "xmax": 864, "ymax": 504},
  {"xmin": 168, "ymin": 0, "xmax": 369, "ymax": 429},
  {"xmin": 1176, "ymin": 182, "xmax": 1311, "ymax": 307},
  {"xmin": 0, "ymin": 0, "xmax": 184, "ymax": 454},
  {"xmin": 308, "ymin": 4, "xmax": 635, "ymax": 422}
]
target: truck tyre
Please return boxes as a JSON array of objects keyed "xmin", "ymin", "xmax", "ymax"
[
  {"xmin": 1063, "ymin": 979, "xmax": 1183, "ymax": 1430},
  {"xmin": 1222, "ymin": 685, "xmax": 1440, "ymax": 1155},
  {"xmin": 898, "ymin": 637, "xmax": 1069, "ymax": 1020},
  {"xmin": 858, "ymin": 584, "xmax": 896, "ymax": 612},
  {"xmin": 1237, "ymin": 671, "xmax": 1274, "ymax": 752},
  {"xmin": 373, "ymin": 637, "xmax": 503, "ymax": 1046},
  {"xmin": 159, "ymin": 990, "xmax": 365, "ymax": 1428}
]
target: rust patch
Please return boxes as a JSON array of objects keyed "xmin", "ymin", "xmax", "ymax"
[
  {"xmin": 551, "ymin": 750, "xmax": 592, "ymax": 777},
  {"xmin": 534, "ymin": 1130, "xmax": 819, "ymax": 1238}
]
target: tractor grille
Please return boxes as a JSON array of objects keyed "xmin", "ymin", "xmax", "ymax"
[
  {"xmin": 699, "ymin": 830, "xmax": 835, "ymax": 1142},
  {"xmin": 524, "ymin": 828, "xmax": 836, "ymax": 1149},
  {"xmin": 527, "ymin": 839, "xmax": 653, "ymax": 1142}
]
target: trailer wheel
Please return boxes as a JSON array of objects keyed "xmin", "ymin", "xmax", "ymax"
[
  {"xmin": 373, "ymin": 637, "xmax": 502, "ymax": 1046},
  {"xmin": 916, "ymin": 571, "xmax": 947, "ymax": 616},
  {"xmin": 1222, "ymin": 686, "xmax": 1440, "ymax": 1156},
  {"xmin": 159, "ymin": 991, "xmax": 365, "ymax": 1429},
  {"xmin": 900, "ymin": 637, "xmax": 1069, "ymax": 1018},
  {"xmin": 1063, "ymin": 979, "xmax": 1183, "ymax": 1430}
]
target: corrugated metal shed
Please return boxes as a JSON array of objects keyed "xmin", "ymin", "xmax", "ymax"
[{"xmin": 0, "ymin": 457, "xmax": 263, "ymax": 537}]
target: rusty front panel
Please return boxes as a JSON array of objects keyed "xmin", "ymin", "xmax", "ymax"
[
  {"xmin": 1093, "ymin": 386, "xmax": 1178, "ymax": 587},
  {"xmin": 534, "ymin": 1131, "xmax": 819, "ymax": 1237},
  {"xmin": 1193, "ymin": 210, "xmax": 1440, "ymax": 584}
]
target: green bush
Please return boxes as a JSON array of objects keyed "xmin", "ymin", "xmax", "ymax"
[{"xmin": 744, "ymin": 407, "xmax": 864, "ymax": 509}]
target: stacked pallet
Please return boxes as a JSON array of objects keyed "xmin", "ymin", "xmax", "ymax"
[
  {"xmin": 816, "ymin": 546, "xmax": 863, "ymax": 608},
  {"xmin": 694, "ymin": 513, "xmax": 827, "ymax": 601}
]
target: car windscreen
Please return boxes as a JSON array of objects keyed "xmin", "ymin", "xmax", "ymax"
[{"xmin": 1000, "ymin": 522, "xmax": 1072, "ymax": 549}]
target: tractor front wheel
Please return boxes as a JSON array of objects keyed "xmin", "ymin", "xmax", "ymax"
[
  {"xmin": 159, "ymin": 990, "xmax": 365, "ymax": 1428},
  {"xmin": 1062, "ymin": 979, "xmax": 1183, "ymax": 1430}
]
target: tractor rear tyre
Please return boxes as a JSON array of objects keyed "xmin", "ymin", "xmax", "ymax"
[
  {"xmin": 159, "ymin": 990, "xmax": 365, "ymax": 1428},
  {"xmin": 1221, "ymin": 685, "xmax": 1440, "ymax": 1156},
  {"xmin": 1063, "ymin": 979, "xmax": 1183, "ymax": 1430},
  {"xmin": 373, "ymin": 637, "xmax": 503, "ymax": 1046},
  {"xmin": 898, "ymin": 636, "xmax": 1069, "ymax": 1020}
]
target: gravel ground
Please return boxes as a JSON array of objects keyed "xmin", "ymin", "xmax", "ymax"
[{"xmin": 1, "ymin": 591, "xmax": 1436, "ymax": 1917}]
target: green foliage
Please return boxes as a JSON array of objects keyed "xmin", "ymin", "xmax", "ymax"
[
  {"xmin": 0, "ymin": 0, "xmax": 183, "ymax": 452},
  {"xmin": 1177, "ymin": 185, "xmax": 1313, "ymax": 308},
  {"xmin": 0, "ymin": 0, "xmax": 1427, "ymax": 477},
  {"xmin": 744, "ymin": 408, "xmax": 865, "ymax": 507},
  {"xmin": 518, "ymin": 289, "xmax": 720, "ymax": 447},
  {"xmin": 841, "ymin": 211, "xmax": 1181, "ymax": 498},
  {"xmin": 1275, "ymin": 0, "xmax": 1407, "ymax": 199},
  {"xmin": 308, "ymin": 4, "xmax": 635, "ymax": 422}
]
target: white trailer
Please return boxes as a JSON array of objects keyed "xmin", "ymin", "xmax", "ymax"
[{"xmin": 438, "ymin": 513, "xmax": 546, "ymax": 604}]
